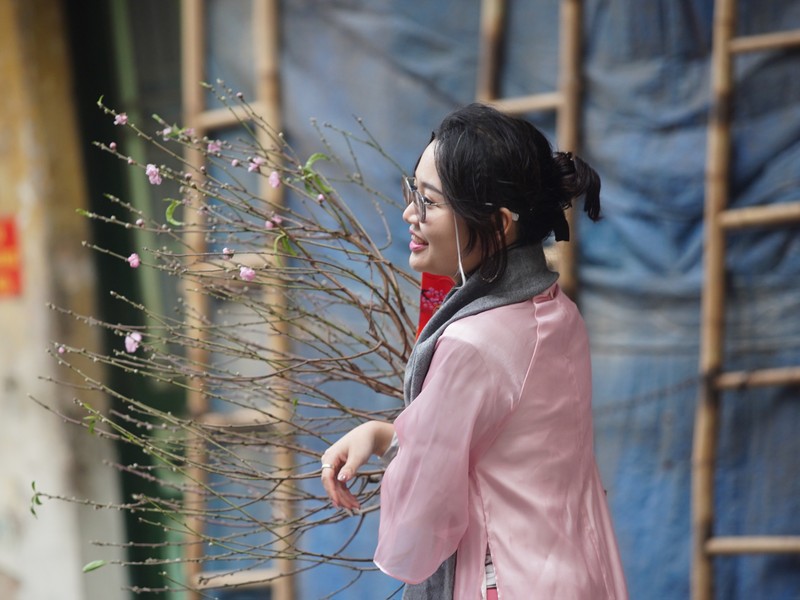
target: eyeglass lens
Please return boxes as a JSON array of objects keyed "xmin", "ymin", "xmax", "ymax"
[{"xmin": 404, "ymin": 178, "xmax": 426, "ymax": 222}]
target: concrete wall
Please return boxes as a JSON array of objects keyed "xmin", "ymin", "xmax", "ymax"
[{"xmin": 0, "ymin": 0, "xmax": 127, "ymax": 598}]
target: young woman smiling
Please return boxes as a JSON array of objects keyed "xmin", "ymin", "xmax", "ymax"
[{"xmin": 321, "ymin": 104, "xmax": 628, "ymax": 600}]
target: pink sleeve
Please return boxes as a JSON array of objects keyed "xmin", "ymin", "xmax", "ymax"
[{"xmin": 373, "ymin": 335, "xmax": 515, "ymax": 584}]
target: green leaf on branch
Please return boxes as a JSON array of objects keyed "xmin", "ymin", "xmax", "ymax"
[
  {"xmin": 165, "ymin": 199, "xmax": 184, "ymax": 226},
  {"xmin": 82, "ymin": 560, "xmax": 107, "ymax": 573},
  {"xmin": 84, "ymin": 414, "xmax": 98, "ymax": 435},
  {"xmin": 30, "ymin": 481, "xmax": 43, "ymax": 518},
  {"xmin": 274, "ymin": 233, "xmax": 298, "ymax": 257},
  {"xmin": 300, "ymin": 153, "xmax": 333, "ymax": 195},
  {"xmin": 304, "ymin": 153, "xmax": 329, "ymax": 169}
]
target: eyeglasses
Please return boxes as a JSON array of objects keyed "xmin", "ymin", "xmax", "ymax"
[
  {"xmin": 403, "ymin": 176, "xmax": 520, "ymax": 223},
  {"xmin": 403, "ymin": 176, "xmax": 446, "ymax": 223}
]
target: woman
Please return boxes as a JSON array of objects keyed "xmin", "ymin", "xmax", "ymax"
[{"xmin": 321, "ymin": 104, "xmax": 628, "ymax": 599}]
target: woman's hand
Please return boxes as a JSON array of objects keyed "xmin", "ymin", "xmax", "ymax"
[{"xmin": 320, "ymin": 420, "xmax": 395, "ymax": 510}]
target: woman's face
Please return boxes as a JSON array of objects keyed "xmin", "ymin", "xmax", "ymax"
[{"xmin": 403, "ymin": 142, "xmax": 482, "ymax": 280}]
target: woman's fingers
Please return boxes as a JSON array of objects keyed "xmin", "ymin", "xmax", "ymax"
[
  {"xmin": 320, "ymin": 422, "xmax": 387, "ymax": 510},
  {"xmin": 320, "ymin": 459, "xmax": 360, "ymax": 510}
]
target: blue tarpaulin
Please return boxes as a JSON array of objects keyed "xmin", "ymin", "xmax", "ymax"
[{"xmin": 272, "ymin": 1, "xmax": 800, "ymax": 598}]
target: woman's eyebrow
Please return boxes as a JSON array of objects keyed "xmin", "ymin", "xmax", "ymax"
[{"xmin": 416, "ymin": 179, "xmax": 444, "ymax": 197}]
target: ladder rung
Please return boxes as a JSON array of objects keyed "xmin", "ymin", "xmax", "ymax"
[
  {"xmin": 718, "ymin": 202, "xmax": 800, "ymax": 230},
  {"xmin": 706, "ymin": 536, "xmax": 800, "ymax": 555},
  {"xmin": 199, "ymin": 409, "xmax": 277, "ymax": 429},
  {"xmin": 193, "ymin": 567, "xmax": 278, "ymax": 590},
  {"xmin": 486, "ymin": 91, "xmax": 563, "ymax": 115},
  {"xmin": 715, "ymin": 366, "xmax": 800, "ymax": 390},
  {"xmin": 194, "ymin": 101, "xmax": 268, "ymax": 130},
  {"xmin": 729, "ymin": 29, "xmax": 800, "ymax": 54}
]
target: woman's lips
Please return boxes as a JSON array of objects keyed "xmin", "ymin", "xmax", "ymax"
[{"xmin": 409, "ymin": 232, "xmax": 427, "ymax": 252}]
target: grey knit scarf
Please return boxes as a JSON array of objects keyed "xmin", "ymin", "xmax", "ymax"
[{"xmin": 400, "ymin": 243, "xmax": 558, "ymax": 600}]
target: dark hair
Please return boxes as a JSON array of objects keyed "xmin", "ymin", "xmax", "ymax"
[{"xmin": 430, "ymin": 103, "xmax": 601, "ymax": 281}]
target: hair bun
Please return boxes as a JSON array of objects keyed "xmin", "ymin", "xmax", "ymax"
[{"xmin": 552, "ymin": 150, "xmax": 601, "ymax": 222}]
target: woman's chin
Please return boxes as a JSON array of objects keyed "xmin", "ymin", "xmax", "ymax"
[
  {"xmin": 409, "ymin": 257, "xmax": 452, "ymax": 279},
  {"xmin": 408, "ymin": 255, "xmax": 426, "ymax": 273}
]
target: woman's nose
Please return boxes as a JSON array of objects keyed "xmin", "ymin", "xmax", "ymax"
[{"xmin": 402, "ymin": 201, "xmax": 419, "ymax": 224}]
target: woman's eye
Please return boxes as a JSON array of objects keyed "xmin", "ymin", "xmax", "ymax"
[{"xmin": 421, "ymin": 196, "xmax": 436, "ymax": 206}]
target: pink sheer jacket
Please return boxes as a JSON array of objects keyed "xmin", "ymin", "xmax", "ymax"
[{"xmin": 374, "ymin": 285, "xmax": 628, "ymax": 599}]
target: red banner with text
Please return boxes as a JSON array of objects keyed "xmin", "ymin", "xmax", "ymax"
[{"xmin": 0, "ymin": 217, "xmax": 22, "ymax": 297}]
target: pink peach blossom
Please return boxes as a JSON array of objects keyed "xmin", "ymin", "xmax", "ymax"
[
  {"xmin": 248, "ymin": 156, "xmax": 266, "ymax": 173},
  {"xmin": 114, "ymin": 113, "xmax": 128, "ymax": 125},
  {"xmin": 268, "ymin": 171, "xmax": 281, "ymax": 188},
  {"xmin": 207, "ymin": 140, "xmax": 222, "ymax": 154},
  {"xmin": 127, "ymin": 253, "xmax": 141, "ymax": 268},
  {"xmin": 145, "ymin": 164, "xmax": 162, "ymax": 185},
  {"xmin": 239, "ymin": 266, "xmax": 256, "ymax": 282}
]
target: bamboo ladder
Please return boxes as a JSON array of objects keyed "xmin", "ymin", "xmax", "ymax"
[
  {"xmin": 181, "ymin": 2, "xmax": 295, "ymax": 599},
  {"xmin": 476, "ymin": 0, "xmax": 584, "ymax": 297},
  {"xmin": 692, "ymin": 1, "xmax": 800, "ymax": 598}
]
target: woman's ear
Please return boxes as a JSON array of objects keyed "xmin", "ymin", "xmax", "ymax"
[{"xmin": 497, "ymin": 207, "xmax": 519, "ymax": 244}]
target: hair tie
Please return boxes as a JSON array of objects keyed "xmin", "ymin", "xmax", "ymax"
[{"xmin": 553, "ymin": 151, "xmax": 576, "ymax": 176}]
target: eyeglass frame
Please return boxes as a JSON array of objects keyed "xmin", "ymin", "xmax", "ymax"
[
  {"xmin": 403, "ymin": 176, "xmax": 446, "ymax": 223},
  {"xmin": 402, "ymin": 176, "xmax": 520, "ymax": 223}
]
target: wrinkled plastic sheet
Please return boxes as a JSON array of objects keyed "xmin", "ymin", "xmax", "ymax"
[{"xmin": 275, "ymin": 1, "xmax": 800, "ymax": 598}]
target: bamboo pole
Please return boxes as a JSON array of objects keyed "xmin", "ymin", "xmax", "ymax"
[
  {"xmin": 476, "ymin": 0, "xmax": 506, "ymax": 103},
  {"xmin": 252, "ymin": 3, "xmax": 295, "ymax": 599},
  {"xmin": 488, "ymin": 91, "xmax": 562, "ymax": 115},
  {"xmin": 715, "ymin": 366, "xmax": 800, "ymax": 390},
  {"xmin": 180, "ymin": 2, "xmax": 208, "ymax": 597},
  {"xmin": 729, "ymin": 29, "xmax": 800, "ymax": 53},
  {"xmin": 719, "ymin": 202, "xmax": 800, "ymax": 229},
  {"xmin": 555, "ymin": 0, "xmax": 582, "ymax": 299},
  {"xmin": 474, "ymin": 0, "xmax": 584, "ymax": 298},
  {"xmin": 192, "ymin": 102, "xmax": 268, "ymax": 131},
  {"xmin": 707, "ymin": 536, "xmax": 800, "ymax": 555},
  {"xmin": 692, "ymin": 0, "xmax": 735, "ymax": 598},
  {"xmin": 192, "ymin": 567, "xmax": 281, "ymax": 590}
]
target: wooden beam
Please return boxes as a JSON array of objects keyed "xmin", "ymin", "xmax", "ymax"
[
  {"xmin": 253, "ymin": 3, "xmax": 295, "ymax": 600},
  {"xmin": 476, "ymin": 0, "xmax": 506, "ymax": 103},
  {"xmin": 718, "ymin": 202, "xmax": 800, "ymax": 229},
  {"xmin": 715, "ymin": 366, "xmax": 800, "ymax": 390},
  {"xmin": 729, "ymin": 29, "xmax": 800, "ymax": 53},
  {"xmin": 554, "ymin": 0, "xmax": 582, "ymax": 299},
  {"xmin": 192, "ymin": 101, "xmax": 268, "ymax": 131},
  {"xmin": 192, "ymin": 568, "xmax": 280, "ymax": 590},
  {"xmin": 486, "ymin": 91, "xmax": 563, "ymax": 115},
  {"xmin": 180, "ymin": 3, "xmax": 209, "ymax": 598},
  {"xmin": 707, "ymin": 536, "xmax": 800, "ymax": 555},
  {"xmin": 693, "ymin": 0, "xmax": 736, "ymax": 597}
]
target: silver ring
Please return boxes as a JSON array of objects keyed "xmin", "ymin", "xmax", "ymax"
[{"xmin": 320, "ymin": 463, "xmax": 333, "ymax": 470}]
